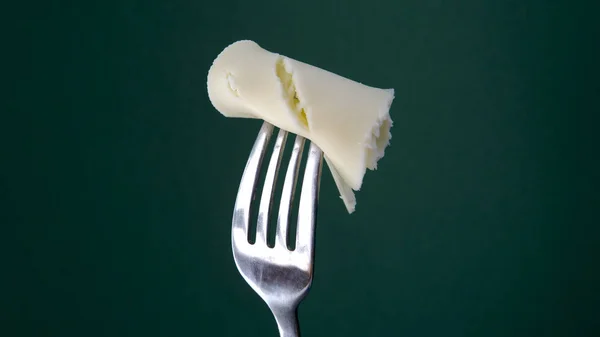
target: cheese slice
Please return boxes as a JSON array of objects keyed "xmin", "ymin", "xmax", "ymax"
[{"xmin": 207, "ymin": 40, "xmax": 394, "ymax": 213}]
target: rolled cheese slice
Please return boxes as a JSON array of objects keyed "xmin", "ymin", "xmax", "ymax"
[{"xmin": 207, "ymin": 40, "xmax": 394, "ymax": 213}]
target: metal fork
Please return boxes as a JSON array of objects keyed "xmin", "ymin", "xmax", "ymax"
[{"xmin": 231, "ymin": 121, "xmax": 323, "ymax": 337}]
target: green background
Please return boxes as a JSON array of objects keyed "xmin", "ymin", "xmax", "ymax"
[{"xmin": 2, "ymin": 0, "xmax": 598, "ymax": 336}]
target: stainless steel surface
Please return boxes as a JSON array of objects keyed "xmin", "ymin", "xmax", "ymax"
[{"xmin": 232, "ymin": 122, "xmax": 323, "ymax": 337}]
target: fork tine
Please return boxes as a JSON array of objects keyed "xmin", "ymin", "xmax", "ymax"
[
  {"xmin": 232, "ymin": 122, "xmax": 274, "ymax": 244},
  {"xmin": 276, "ymin": 135, "xmax": 306, "ymax": 249},
  {"xmin": 256, "ymin": 129, "xmax": 288, "ymax": 245},
  {"xmin": 295, "ymin": 141, "xmax": 323, "ymax": 256}
]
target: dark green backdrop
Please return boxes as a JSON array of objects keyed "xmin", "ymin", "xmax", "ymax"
[{"xmin": 2, "ymin": 0, "xmax": 598, "ymax": 336}]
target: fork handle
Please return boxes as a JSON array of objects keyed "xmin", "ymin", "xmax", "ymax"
[{"xmin": 271, "ymin": 305, "xmax": 300, "ymax": 337}]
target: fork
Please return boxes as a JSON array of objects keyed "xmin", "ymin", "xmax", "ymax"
[{"xmin": 231, "ymin": 121, "xmax": 323, "ymax": 337}]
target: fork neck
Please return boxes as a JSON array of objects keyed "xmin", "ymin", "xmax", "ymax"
[{"xmin": 270, "ymin": 305, "xmax": 300, "ymax": 337}]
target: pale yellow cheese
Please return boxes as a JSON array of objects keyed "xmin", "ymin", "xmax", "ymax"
[{"xmin": 207, "ymin": 40, "xmax": 394, "ymax": 213}]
